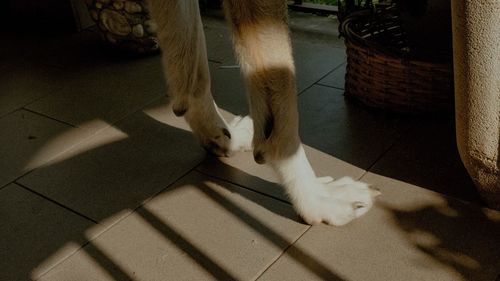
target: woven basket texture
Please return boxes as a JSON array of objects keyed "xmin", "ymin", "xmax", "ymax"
[{"xmin": 341, "ymin": 3, "xmax": 453, "ymax": 114}]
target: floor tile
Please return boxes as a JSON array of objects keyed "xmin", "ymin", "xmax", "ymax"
[
  {"xmin": 293, "ymin": 38, "xmax": 346, "ymax": 93},
  {"xmin": 17, "ymin": 109, "xmax": 205, "ymax": 226},
  {"xmin": 40, "ymin": 171, "xmax": 308, "ymax": 281},
  {"xmin": 203, "ymin": 15, "xmax": 238, "ymax": 65},
  {"xmin": 370, "ymin": 118, "xmax": 482, "ymax": 204},
  {"xmin": 3, "ymin": 8, "xmax": 495, "ymax": 281},
  {"xmin": 209, "ymin": 62, "xmax": 250, "ymax": 116},
  {"xmin": 0, "ymin": 183, "xmax": 95, "ymax": 281},
  {"xmin": 288, "ymin": 11, "xmax": 345, "ymax": 49},
  {"xmin": 0, "ymin": 62, "xmax": 67, "ymax": 117},
  {"xmin": 299, "ymin": 85, "xmax": 412, "ymax": 169},
  {"xmin": 0, "ymin": 110, "xmax": 90, "ymax": 188},
  {"xmin": 196, "ymin": 145, "xmax": 365, "ymax": 203},
  {"xmin": 259, "ymin": 173, "xmax": 500, "ymax": 281},
  {"xmin": 201, "ymin": 12, "xmax": 347, "ymax": 94},
  {"xmin": 22, "ymin": 28, "xmax": 134, "ymax": 72},
  {"xmin": 318, "ymin": 63, "xmax": 346, "ymax": 89},
  {"xmin": 25, "ymin": 54, "xmax": 166, "ymax": 135},
  {"xmin": 141, "ymin": 96, "xmax": 191, "ymax": 131},
  {"xmin": 290, "ymin": 13, "xmax": 346, "ymax": 93}
]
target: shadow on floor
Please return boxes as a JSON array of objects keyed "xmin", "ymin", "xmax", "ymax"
[
  {"xmin": 1, "ymin": 22, "xmax": 497, "ymax": 280},
  {"xmin": 3, "ymin": 107, "xmax": 349, "ymax": 280},
  {"xmin": 382, "ymin": 199, "xmax": 500, "ymax": 281},
  {"xmin": 2, "ymin": 105, "xmax": 496, "ymax": 280}
]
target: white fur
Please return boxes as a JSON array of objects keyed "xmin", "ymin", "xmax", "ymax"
[
  {"xmin": 228, "ymin": 115, "xmax": 254, "ymax": 152},
  {"xmin": 273, "ymin": 145, "xmax": 376, "ymax": 225},
  {"xmin": 148, "ymin": 0, "xmax": 378, "ymax": 226}
]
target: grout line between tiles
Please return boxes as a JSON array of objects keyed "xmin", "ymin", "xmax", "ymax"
[
  {"xmin": 33, "ymin": 159, "xmax": 204, "ymax": 281},
  {"xmin": 194, "ymin": 168, "xmax": 292, "ymax": 205},
  {"xmin": 18, "ymin": 92, "xmax": 168, "ymax": 186},
  {"xmin": 0, "ymin": 108, "xmax": 25, "ymax": 120},
  {"xmin": 253, "ymin": 225, "xmax": 313, "ymax": 280},
  {"xmin": 359, "ymin": 122, "xmax": 416, "ymax": 180},
  {"xmin": 107, "ymin": 160, "xmax": 205, "ymax": 228},
  {"xmin": 19, "ymin": 94, "xmax": 200, "ymax": 279},
  {"xmin": 34, "ymin": 240, "xmax": 94, "ymax": 281},
  {"xmin": 298, "ymin": 61, "xmax": 346, "ymax": 97},
  {"xmin": 0, "ymin": 79, "xmax": 61, "ymax": 119},
  {"xmin": 208, "ymin": 59, "xmax": 223, "ymax": 64},
  {"xmin": 35, "ymin": 155, "xmax": 300, "ymax": 280},
  {"xmin": 22, "ymin": 107, "xmax": 78, "ymax": 128},
  {"xmin": 315, "ymin": 83, "xmax": 344, "ymax": 91},
  {"xmin": 15, "ymin": 181, "xmax": 99, "ymax": 224},
  {"xmin": 16, "ymin": 94, "xmax": 169, "ymax": 222},
  {"xmin": 0, "ymin": 168, "xmax": 36, "ymax": 191},
  {"xmin": 313, "ymin": 61, "xmax": 347, "ymax": 91},
  {"xmin": 359, "ymin": 141, "xmax": 397, "ymax": 180}
]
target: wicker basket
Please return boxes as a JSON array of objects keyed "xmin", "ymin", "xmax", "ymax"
[{"xmin": 340, "ymin": 4, "xmax": 454, "ymax": 114}]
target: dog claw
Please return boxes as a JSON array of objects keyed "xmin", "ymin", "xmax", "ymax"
[
  {"xmin": 368, "ymin": 186, "xmax": 382, "ymax": 197},
  {"xmin": 222, "ymin": 128, "xmax": 231, "ymax": 139},
  {"xmin": 317, "ymin": 176, "xmax": 335, "ymax": 184},
  {"xmin": 203, "ymin": 141, "xmax": 229, "ymax": 157},
  {"xmin": 353, "ymin": 201, "xmax": 366, "ymax": 210}
]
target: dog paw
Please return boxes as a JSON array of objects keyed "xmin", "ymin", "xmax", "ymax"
[
  {"xmin": 198, "ymin": 115, "xmax": 253, "ymax": 157},
  {"xmin": 199, "ymin": 126, "xmax": 233, "ymax": 157},
  {"xmin": 296, "ymin": 177, "xmax": 380, "ymax": 226},
  {"xmin": 228, "ymin": 115, "xmax": 253, "ymax": 152}
]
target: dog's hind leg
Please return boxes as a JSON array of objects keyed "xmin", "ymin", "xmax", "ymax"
[
  {"xmin": 223, "ymin": 0, "xmax": 379, "ymax": 225},
  {"xmin": 148, "ymin": 0, "xmax": 253, "ymax": 156}
]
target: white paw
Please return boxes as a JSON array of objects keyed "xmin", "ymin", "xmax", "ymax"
[
  {"xmin": 296, "ymin": 177, "xmax": 380, "ymax": 226},
  {"xmin": 228, "ymin": 115, "xmax": 254, "ymax": 152}
]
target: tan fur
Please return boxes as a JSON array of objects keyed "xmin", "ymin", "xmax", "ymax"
[
  {"xmin": 147, "ymin": 0, "xmax": 377, "ymax": 225},
  {"xmin": 148, "ymin": 0, "xmax": 233, "ymax": 155},
  {"xmin": 223, "ymin": 1, "xmax": 300, "ymax": 163},
  {"xmin": 148, "ymin": 0, "xmax": 299, "ymax": 161}
]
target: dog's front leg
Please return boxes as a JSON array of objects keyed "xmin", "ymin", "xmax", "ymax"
[
  {"xmin": 224, "ymin": 0, "xmax": 379, "ymax": 225},
  {"xmin": 148, "ymin": 0, "xmax": 253, "ymax": 156}
]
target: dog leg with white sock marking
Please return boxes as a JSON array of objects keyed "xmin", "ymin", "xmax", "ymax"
[
  {"xmin": 224, "ymin": 0, "xmax": 378, "ymax": 225},
  {"xmin": 148, "ymin": 0, "xmax": 253, "ymax": 156}
]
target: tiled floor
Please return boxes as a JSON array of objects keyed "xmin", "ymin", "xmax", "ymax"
[{"xmin": 1, "ymin": 10, "xmax": 499, "ymax": 281}]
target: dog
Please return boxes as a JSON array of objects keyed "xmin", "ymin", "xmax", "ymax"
[{"xmin": 147, "ymin": 0, "xmax": 379, "ymax": 225}]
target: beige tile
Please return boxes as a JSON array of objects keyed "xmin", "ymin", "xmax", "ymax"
[
  {"xmin": 144, "ymin": 96, "xmax": 282, "ymax": 200},
  {"xmin": 41, "ymin": 171, "xmax": 308, "ymax": 281},
  {"xmin": 370, "ymin": 118, "xmax": 482, "ymax": 204},
  {"xmin": 0, "ymin": 110, "xmax": 91, "ymax": 188},
  {"xmin": 318, "ymin": 63, "xmax": 346, "ymax": 89},
  {"xmin": 17, "ymin": 109, "xmax": 205, "ymax": 226},
  {"xmin": 197, "ymin": 145, "xmax": 365, "ymax": 203},
  {"xmin": 259, "ymin": 173, "xmax": 500, "ymax": 281},
  {"xmin": 0, "ymin": 183, "xmax": 95, "ymax": 281},
  {"xmin": 141, "ymin": 96, "xmax": 191, "ymax": 131},
  {"xmin": 25, "ymin": 55, "xmax": 166, "ymax": 135},
  {"xmin": 198, "ymin": 83, "xmax": 369, "ymax": 203},
  {"xmin": 299, "ymin": 85, "xmax": 412, "ymax": 169}
]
